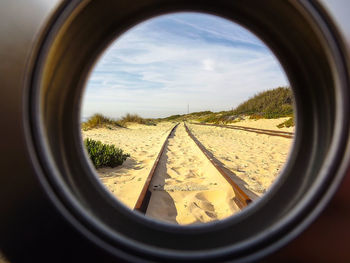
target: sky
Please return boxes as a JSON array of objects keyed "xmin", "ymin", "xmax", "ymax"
[{"xmin": 81, "ymin": 12, "xmax": 289, "ymax": 120}]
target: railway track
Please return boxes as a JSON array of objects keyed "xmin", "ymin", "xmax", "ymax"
[
  {"xmin": 190, "ymin": 122, "xmax": 294, "ymax": 139},
  {"xmin": 134, "ymin": 122, "xmax": 252, "ymax": 216},
  {"xmin": 184, "ymin": 123, "xmax": 252, "ymax": 209},
  {"xmin": 134, "ymin": 123, "xmax": 179, "ymax": 213}
]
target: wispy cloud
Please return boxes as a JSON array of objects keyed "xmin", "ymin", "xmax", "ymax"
[{"xmin": 82, "ymin": 13, "xmax": 288, "ymax": 119}]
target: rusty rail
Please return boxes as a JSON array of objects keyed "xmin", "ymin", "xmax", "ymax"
[
  {"xmin": 134, "ymin": 123, "xmax": 179, "ymax": 213},
  {"xmin": 191, "ymin": 122, "xmax": 293, "ymax": 139},
  {"xmin": 184, "ymin": 123, "xmax": 252, "ymax": 209}
]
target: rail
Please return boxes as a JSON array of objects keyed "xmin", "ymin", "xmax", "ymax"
[
  {"xmin": 191, "ymin": 122, "xmax": 294, "ymax": 139},
  {"xmin": 184, "ymin": 123, "xmax": 252, "ymax": 209},
  {"xmin": 134, "ymin": 122, "xmax": 252, "ymax": 214},
  {"xmin": 134, "ymin": 123, "xmax": 179, "ymax": 213}
]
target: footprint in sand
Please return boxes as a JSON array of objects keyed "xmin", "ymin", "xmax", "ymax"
[
  {"xmin": 116, "ymin": 176, "xmax": 136, "ymax": 183},
  {"xmin": 189, "ymin": 193, "xmax": 218, "ymax": 222},
  {"xmin": 185, "ymin": 170, "xmax": 200, "ymax": 179},
  {"xmin": 170, "ymin": 167, "xmax": 180, "ymax": 175}
]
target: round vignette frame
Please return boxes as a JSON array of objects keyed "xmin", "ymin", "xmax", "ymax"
[{"xmin": 24, "ymin": 0, "xmax": 350, "ymax": 262}]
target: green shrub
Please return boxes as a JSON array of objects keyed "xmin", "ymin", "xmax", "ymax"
[
  {"xmin": 233, "ymin": 87, "xmax": 294, "ymax": 118},
  {"xmin": 249, "ymin": 114, "xmax": 264, "ymax": 120},
  {"xmin": 277, "ymin": 117, "xmax": 295, "ymax": 128},
  {"xmin": 197, "ymin": 113, "xmax": 221, "ymax": 123},
  {"xmin": 163, "ymin": 114, "xmax": 182, "ymax": 121},
  {"xmin": 84, "ymin": 138, "xmax": 130, "ymax": 168}
]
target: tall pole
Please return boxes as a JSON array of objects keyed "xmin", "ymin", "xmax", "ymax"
[{"xmin": 187, "ymin": 104, "xmax": 189, "ymax": 114}]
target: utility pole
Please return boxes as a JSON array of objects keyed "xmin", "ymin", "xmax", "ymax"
[{"xmin": 187, "ymin": 104, "xmax": 189, "ymax": 114}]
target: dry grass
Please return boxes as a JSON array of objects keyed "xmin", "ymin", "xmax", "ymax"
[
  {"xmin": 81, "ymin": 114, "xmax": 124, "ymax": 130},
  {"xmin": 82, "ymin": 113, "xmax": 156, "ymax": 130},
  {"xmin": 119, "ymin": 113, "xmax": 145, "ymax": 125},
  {"xmin": 119, "ymin": 113, "xmax": 156, "ymax": 126}
]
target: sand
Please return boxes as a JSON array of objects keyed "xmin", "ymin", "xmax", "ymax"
[
  {"xmin": 186, "ymin": 120, "xmax": 293, "ymax": 197},
  {"xmin": 228, "ymin": 116, "xmax": 295, "ymax": 133},
  {"xmin": 82, "ymin": 118, "xmax": 294, "ymax": 225},
  {"xmin": 145, "ymin": 123, "xmax": 239, "ymax": 224},
  {"xmin": 82, "ymin": 122, "xmax": 174, "ymax": 208}
]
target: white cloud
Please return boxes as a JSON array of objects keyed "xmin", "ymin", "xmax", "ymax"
[
  {"xmin": 202, "ymin": 59, "xmax": 214, "ymax": 71},
  {"xmin": 81, "ymin": 13, "xmax": 288, "ymax": 119}
]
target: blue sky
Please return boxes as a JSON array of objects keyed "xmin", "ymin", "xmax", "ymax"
[{"xmin": 81, "ymin": 12, "xmax": 288, "ymax": 119}]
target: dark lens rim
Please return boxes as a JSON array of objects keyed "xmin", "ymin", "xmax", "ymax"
[{"xmin": 29, "ymin": 0, "xmax": 350, "ymax": 262}]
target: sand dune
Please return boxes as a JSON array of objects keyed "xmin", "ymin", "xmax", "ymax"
[{"xmin": 82, "ymin": 118, "xmax": 294, "ymax": 224}]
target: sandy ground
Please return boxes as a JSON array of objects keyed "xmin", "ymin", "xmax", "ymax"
[
  {"xmin": 82, "ymin": 118, "xmax": 294, "ymax": 224},
  {"xmin": 146, "ymin": 123, "xmax": 239, "ymax": 224},
  {"xmin": 229, "ymin": 116, "xmax": 295, "ymax": 133},
  {"xmin": 187, "ymin": 120, "xmax": 293, "ymax": 197},
  {"xmin": 82, "ymin": 122, "xmax": 174, "ymax": 208}
]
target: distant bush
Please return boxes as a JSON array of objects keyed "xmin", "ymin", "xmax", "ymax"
[
  {"xmin": 82, "ymin": 113, "xmax": 156, "ymax": 129},
  {"xmin": 188, "ymin": 111, "xmax": 213, "ymax": 117},
  {"xmin": 84, "ymin": 138, "xmax": 129, "ymax": 168},
  {"xmin": 162, "ymin": 114, "xmax": 181, "ymax": 121},
  {"xmin": 249, "ymin": 114, "xmax": 264, "ymax": 120},
  {"xmin": 120, "ymin": 113, "xmax": 145, "ymax": 124},
  {"xmin": 119, "ymin": 113, "xmax": 157, "ymax": 126},
  {"xmin": 201, "ymin": 87, "xmax": 294, "ymax": 123},
  {"xmin": 152, "ymin": 87, "xmax": 294, "ymax": 124},
  {"xmin": 277, "ymin": 117, "xmax": 295, "ymax": 128},
  {"xmin": 197, "ymin": 113, "xmax": 221, "ymax": 123},
  {"xmin": 82, "ymin": 113, "xmax": 123, "ymax": 130},
  {"xmin": 233, "ymin": 87, "xmax": 293, "ymax": 119},
  {"xmin": 160, "ymin": 111, "xmax": 214, "ymax": 122}
]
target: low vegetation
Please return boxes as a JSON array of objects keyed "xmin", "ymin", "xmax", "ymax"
[
  {"xmin": 232, "ymin": 87, "xmax": 293, "ymax": 119},
  {"xmin": 196, "ymin": 113, "xmax": 222, "ymax": 123},
  {"xmin": 84, "ymin": 138, "xmax": 129, "ymax": 168},
  {"xmin": 82, "ymin": 113, "xmax": 156, "ymax": 130},
  {"xmin": 277, "ymin": 117, "xmax": 294, "ymax": 128},
  {"xmin": 158, "ymin": 87, "xmax": 295, "ymax": 127},
  {"xmin": 160, "ymin": 111, "xmax": 214, "ymax": 122},
  {"xmin": 82, "ymin": 87, "xmax": 295, "ymax": 130},
  {"xmin": 162, "ymin": 114, "xmax": 182, "ymax": 121},
  {"xmin": 81, "ymin": 113, "xmax": 123, "ymax": 130},
  {"xmin": 119, "ymin": 113, "xmax": 156, "ymax": 126}
]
